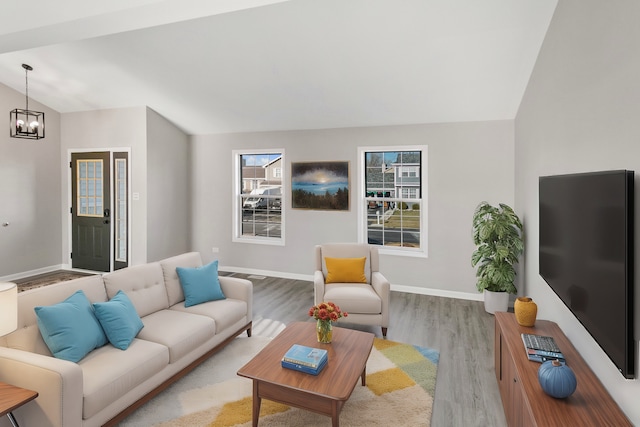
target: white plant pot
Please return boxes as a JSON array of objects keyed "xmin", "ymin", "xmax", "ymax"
[{"xmin": 484, "ymin": 289, "xmax": 509, "ymax": 314}]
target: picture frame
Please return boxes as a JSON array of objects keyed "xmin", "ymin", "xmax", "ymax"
[{"xmin": 291, "ymin": 161, "xmax": 350, "ymax": 211}]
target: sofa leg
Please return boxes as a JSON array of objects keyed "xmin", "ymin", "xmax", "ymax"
[
  {"xmin": 381, "ymin": 327, "xmax": 387, "ymax": 338},
  {"xmin": 247, "ymin": 327, "xmax": 252, "ymax": 337}
]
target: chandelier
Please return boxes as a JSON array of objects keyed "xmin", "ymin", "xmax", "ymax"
[{"xmin": 9, "ymin": 64, "xmax": 45, "ymax": 140}]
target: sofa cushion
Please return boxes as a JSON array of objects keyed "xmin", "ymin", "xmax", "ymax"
[
  {"xmin": 323, "ymin": 283, "xmax": 382, "ymax": 314},
  {"xmin": 324, "ymin": 257, "xmax": 368, "ymax": 284},
  {"xmin": 176, "ymin": 260, "xmax": 226, "ymax": 307},
  {"xmin": 34, "ymin": 290, "xmax": 108, "ymax": 363},
  {"xmin": 93, "ymin": 291, "xmax": 144, "ymax": 350},
  {"xmin": 80, "ymin": 338, "xmax": 169, "ymax": 419},
  {"xmin": 159, "ymin": 252, "xmax": 203, "ymax": 306},
  {"xmin": 137, "ymin": 309, "xmax": 215, "ymax": 363},
  {"xmin": 102, "ymin": 263, "xmax": 169, "ymax": 317},
  {"xmin": 6, "ymin": 275, "xmax": 108, "ymax": 356},
  {"xmin": 170, "ymin": 298, "xmax": 248, "ymax": 334},
  {"xmin": 319, "ymin": 243, "xmax": 372, "ymax": 283}
]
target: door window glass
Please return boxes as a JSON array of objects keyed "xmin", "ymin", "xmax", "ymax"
[
  {"xmin": 115, "ymin": 158, "xmax": 127, "ymax": 262},
  {"xmin": 77, "ymin": 159, "xmax": 103, "ymax": 217}
]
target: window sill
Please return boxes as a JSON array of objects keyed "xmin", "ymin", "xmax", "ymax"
[
  {"xmin": 233, "ymin": 236, "xmax": 285, "ymax": 246},
  {"xmin": 377, "ymin": 247, "xmax": 428, "ymax": 258}
]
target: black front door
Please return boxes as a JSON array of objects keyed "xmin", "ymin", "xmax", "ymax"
[{"xmin": 71, "ymin": 152, "xmax": 111, "ymax": 272}]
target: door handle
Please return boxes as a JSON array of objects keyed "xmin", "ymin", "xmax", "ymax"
[{"xmin": 104, "ymin": 208, "xmax": 110, "ymax": 218}]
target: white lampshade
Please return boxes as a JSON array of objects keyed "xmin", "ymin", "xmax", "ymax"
[{"xmin": 0, "ymin": 282, "xmax": 18, "ymax": 337}]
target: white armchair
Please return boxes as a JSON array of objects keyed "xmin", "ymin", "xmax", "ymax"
[{"xmin": 314, "ymin": 243, "xmax": 390, "ymax": 337}]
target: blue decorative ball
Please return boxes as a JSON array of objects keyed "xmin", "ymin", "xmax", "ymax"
[{"xmin": 538, "ymin": 360, "xmax": 577, "ymax": 398}]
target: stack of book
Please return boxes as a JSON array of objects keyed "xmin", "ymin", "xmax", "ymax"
[
  {"xmin": 521, "ymin": 333, "xmax": 566, "ymax": 363},
  {"xmin": 281, "ymin": 344, "xmax": 328, "ymax": 375}
]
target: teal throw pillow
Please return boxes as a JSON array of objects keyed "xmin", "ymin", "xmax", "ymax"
[
  {"xmin": 35, "ymin": 290, "xmax": 108, "ymax": 363},
  {"xmin": 176, "ymin": 260, "xmax": 226, "ymax": 307},
  {"xmin": 93, "ymin": 290, "xmax": 144, "ymax": 350}
]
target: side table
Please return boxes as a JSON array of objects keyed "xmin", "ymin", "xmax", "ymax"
[{"xmin": 0, "ymin": 382, "xmax": 38, "ymax": 427}]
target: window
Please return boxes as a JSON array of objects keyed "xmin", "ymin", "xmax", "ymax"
[
  {"xmin": 115, "ymin": 157, "xmax": 127, "ymax": 263},
  {"xmin": 77, "ymin": 159, "xmax": 103, "ymax": 217},
  {"xmin": 233, "ymin": 150, "xmax": 285, "ymax": 245},
  {"xmin": 358, "ymin": 146, "xmax": 427, "ymax": 256}
]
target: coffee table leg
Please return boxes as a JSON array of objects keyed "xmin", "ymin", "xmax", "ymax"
[
  {"xmin": 332, "ymin": 401, "xmax": 340, "ymax": 427},
  {"xmin": 361, "ymin": 365, "xmax": 367, "ymax": 386},
  {"xmin": 252, "ymin": 381, "xmax": 261, "ymax": 427}
]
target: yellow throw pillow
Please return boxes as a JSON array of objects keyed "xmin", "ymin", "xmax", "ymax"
[{"xmin": 325, "ymin": 257, "xmax": 368, "ymax": 284}]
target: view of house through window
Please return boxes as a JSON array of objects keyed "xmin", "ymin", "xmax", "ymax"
[
  {"xmin": 236, "ymin": 151, "xmax": 283, "ymax": 242},
  {"xmin": 362, "ymin": 147, "xmax": 426, "ymax": 251}
]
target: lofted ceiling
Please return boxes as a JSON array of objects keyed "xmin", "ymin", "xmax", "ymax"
[{"xmin": 0, "ymin": 0, "xmax": 557, "ymax": 135}]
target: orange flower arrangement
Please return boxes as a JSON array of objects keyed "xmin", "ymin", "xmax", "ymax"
[{"xmin": 308, "ymin": 302, "xmax": 348, "ymax": 322}]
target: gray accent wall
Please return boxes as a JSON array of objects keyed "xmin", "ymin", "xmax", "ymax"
[
  {"xmin": 515, "ymin": 0, "xmax": 640, "ymax": 422},
  {"xmin": 190, "ymin": 120, "xmax": 515, "ymax": 297},
  {"xmin": 146, "ymin": 108, "xmax": 190, "ymax": 261},
  {"xmin": 0, "ymin": 82, "xmax": 62, "ymax": 276}
]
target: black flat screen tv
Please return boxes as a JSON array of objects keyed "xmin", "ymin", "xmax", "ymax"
[{"xmin": 539, "ymin": 170, "xmax": 635, "ymax": 379}]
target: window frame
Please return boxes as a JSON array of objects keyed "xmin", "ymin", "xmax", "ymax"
[
  {"xmin": 232, "ymin": 149, "xmax": 285, "ymax": 246},
  {"xmin": 357, "ymin": 145, "xmax": 428, "ymax": 258}
]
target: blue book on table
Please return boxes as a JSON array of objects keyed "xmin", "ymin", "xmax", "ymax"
[{"xmin": 282, "ymin": 344, "xmax": 328, "ymax": 369}]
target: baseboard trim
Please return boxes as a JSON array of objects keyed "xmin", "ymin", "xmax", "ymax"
[
  {"xmin": 220, "ymin": 265, "xmax": 312, "ymax": 282},
  {"xmin": 3, "ymin": 263, "xmax": 482, "ymax": 303},
  {"xmin": 220, "ymin": 265, "xmax": 483, "ymax": 301},
  {"xmin": 391, "ymin": 284, "xmax": 483, "ymax": 301},
  {"xmin": 0, "ymin": 264, "xmax": 64, "ymax": 282}
]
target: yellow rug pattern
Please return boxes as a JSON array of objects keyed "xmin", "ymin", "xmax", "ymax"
[{"xmin": 151, "ymin": 338, "xmax": 439, "ymax": 427}]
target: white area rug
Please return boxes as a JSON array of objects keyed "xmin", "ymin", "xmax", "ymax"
[{"xmin": 118, "ymin": 335, "xmax": 270, "ymax": 426}]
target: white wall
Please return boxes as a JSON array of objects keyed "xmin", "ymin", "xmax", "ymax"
[
  {"xmin": 61, "ymin": 107, "xmax": 148, "ymax": 266},
  {"xmin": 191, "ymin": 120, "xmax": 515, "ymax": 297},
  {"xmin": 146, "ymin": 108, "xmax": 190, "ymax": 261},
  {"xmin": 0, "ymin": 82, "xmax": 62, "ymax": 277},
  {"xmin": 515, "ymin": 0, "xmax": 640, "ymax": 422}
]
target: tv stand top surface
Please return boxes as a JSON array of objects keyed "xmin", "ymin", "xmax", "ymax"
[{"xmin": 495, "ymin": 312, "xmax": 631, "ymax": 426}]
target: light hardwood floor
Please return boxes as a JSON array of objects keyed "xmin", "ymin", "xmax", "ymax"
[{"xmin": 227, "ymin": 273, "xmax": 508, "ymax": 427}]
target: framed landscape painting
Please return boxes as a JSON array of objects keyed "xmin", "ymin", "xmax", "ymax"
[{"xmin": 291, "ymin": 161, "xmax": 349, "ymax": 210}]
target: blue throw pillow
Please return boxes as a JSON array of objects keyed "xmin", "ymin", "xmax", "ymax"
[
  {"xmin": 176, "ymin": 260, "xmax": 226, "ymax": 307},
  {"xmin": 93, "ymin": 290, "xmax": 144, "ymax": 350},
  {"xmin": 35, "ymin": 290, "xmax": 108, "ymax": 363}
]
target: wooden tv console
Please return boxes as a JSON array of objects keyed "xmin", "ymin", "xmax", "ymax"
[{"xmin": 494, "ymin": 312, "xmax": 631, "ymax": 426}]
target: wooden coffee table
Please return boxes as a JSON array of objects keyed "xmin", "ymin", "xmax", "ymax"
[{"xmin": 237, "ymin": 321, "xmax": 374, "ymax": 427}]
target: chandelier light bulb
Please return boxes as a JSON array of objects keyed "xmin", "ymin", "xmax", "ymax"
[{"xmin": 29, "ymin": 121, "xmax": 39, "ymax": 130}]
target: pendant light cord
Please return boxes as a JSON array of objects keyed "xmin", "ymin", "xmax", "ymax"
[{"xmin": 24, "ymin": 66, "xmax": 29, "ymax": 111}]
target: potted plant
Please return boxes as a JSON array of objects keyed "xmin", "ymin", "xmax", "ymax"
[{"xmin": 471, "ymin": 202, "xmax": 524, "ymax": 314}]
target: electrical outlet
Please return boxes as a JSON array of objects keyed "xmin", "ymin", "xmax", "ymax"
[{"xmin": 211, "ymin": 247, "xmax": 219, "ymax": 253}]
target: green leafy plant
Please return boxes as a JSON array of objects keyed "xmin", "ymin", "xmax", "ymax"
[{"xmin": 471, "ymin": 202, "xmax": 524, "ymax": 294}]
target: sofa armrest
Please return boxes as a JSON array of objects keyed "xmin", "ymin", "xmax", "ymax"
[
  {"xmin": 371, "ymin": 271, "xmax": 391, "ymax": 326},
  {"xmin": 0, "ymin": 347, "xmax": 83, "ymax": 427},
  {"xmin": 313, "ymin": 270, "xmax": 326, "ymax": 305},
  {"xmin": 219, "ymin": 276, "xmax": 253, "ymax": 323}
]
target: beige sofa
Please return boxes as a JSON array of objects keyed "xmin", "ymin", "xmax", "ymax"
[{"xmin": 0, "ymin": 252, "xmax": 252, "ymax": 427}]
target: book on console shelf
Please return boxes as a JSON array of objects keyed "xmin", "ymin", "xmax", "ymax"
[{"xmin": 281, "ymin": 344, "xmax": 328, "ymax": 375}]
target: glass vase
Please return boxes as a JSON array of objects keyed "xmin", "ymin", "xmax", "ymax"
[{"xmin": 316, "ymin": 319, "xmax": 332, "ymax": 343}]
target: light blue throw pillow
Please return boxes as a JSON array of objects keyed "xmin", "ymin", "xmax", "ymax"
[
  {"xmin": 176, "ymin": 260, "xmax": 226, "ymax": 307},
  {"xmin": 93, "ymin": 290, "xmax": 144, "ymax": 350},
  {"xmin": 35, "ymin": 290, "xmax": 108, "ymax": 363}
]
